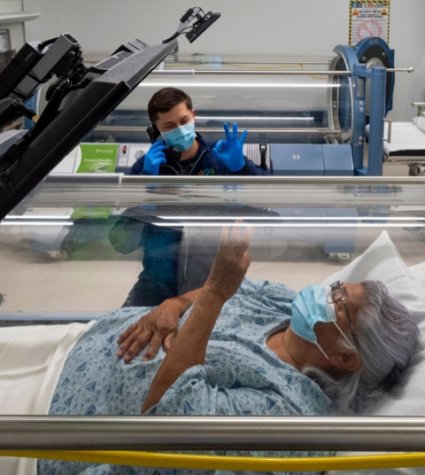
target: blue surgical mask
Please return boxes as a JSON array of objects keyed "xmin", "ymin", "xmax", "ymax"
[
  {"xmin": 290, "ymin": 285, "xmax": 354, "ymax": 359},
  {"xmin": 161, "ymin": 122, "xmax": 196, "ymax": 151}
]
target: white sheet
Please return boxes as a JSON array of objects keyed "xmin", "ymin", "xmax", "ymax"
[
  {"xmin": 0, "ymin": 321, "xmax": 93, "ymax": 475},
  {"xmin": 381, "ymin": 121, "xmax": 425, "ymax": 155}
]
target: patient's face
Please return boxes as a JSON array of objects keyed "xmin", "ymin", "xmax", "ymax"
[
  {"xmin": 315, "ymin": 282, "xmax": 364, "ymax": 352},
  {"xmin": 282, "ymin": 282, "xmax": 365, "ymax": 371}
]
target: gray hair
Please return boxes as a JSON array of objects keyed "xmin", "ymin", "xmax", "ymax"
[{"xmin": 305, "ymin": 280, "xmax": 422, "ymax": 413}]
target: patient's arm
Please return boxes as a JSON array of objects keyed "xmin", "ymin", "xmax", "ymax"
[
  {"xmin": 117, "ymin": 287, "xmax": 201, "ymax": 363},
  {"xmin": 141, "ymin": 227, "xmax": 251, "ymax": 413}
]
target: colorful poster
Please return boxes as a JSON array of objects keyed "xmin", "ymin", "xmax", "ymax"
[
  {"xmin": 349, "ymin": 1, "xmax": 391, "ymax": 45},
  {"xmin": 70, "ymin": 143, "xmax": 118, "ymax": 221}
]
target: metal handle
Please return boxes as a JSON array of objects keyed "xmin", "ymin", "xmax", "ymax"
[{"xmin": 386, "ymin": 67, "xmax": 415, "ymax": 73}]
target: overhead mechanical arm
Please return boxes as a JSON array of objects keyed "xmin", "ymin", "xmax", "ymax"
[{"xmin": 0, "ymin": 7, "xmax": 220, "ymax": 220}]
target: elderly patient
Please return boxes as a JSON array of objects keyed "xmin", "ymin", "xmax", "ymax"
[{"xmin": 39, "ymin": 228, "xmax": 420, "ymax": 473}]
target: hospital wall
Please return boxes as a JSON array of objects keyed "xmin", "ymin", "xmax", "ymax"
[{"xmin": 12, "ymin": 0, "xmax": 425, "ymax": 121}]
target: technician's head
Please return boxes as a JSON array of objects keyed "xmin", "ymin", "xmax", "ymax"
[
  {"xmin": 148, "ymin": 88, "xmax": 196, "ymax": 152},
  {"xmin": 148, "ymin": 87, "xmax": 193, "ymax": 125}
]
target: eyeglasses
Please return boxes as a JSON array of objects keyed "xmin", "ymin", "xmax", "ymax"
[
  {"xmin": 326, "ymin": 280, "xmax": 357, "ymax": 351},
  {"xmin": 327, "ymin": 280, "xmax": 352, "ymax": 324}
]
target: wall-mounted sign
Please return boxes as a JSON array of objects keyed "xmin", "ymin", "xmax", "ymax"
[{"xmin": 349, "ymin": 1, "xmax": 391, "ymax": 45}]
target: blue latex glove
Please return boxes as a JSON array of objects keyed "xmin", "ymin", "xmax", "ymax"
[
  {"xmin": 212, "ymin": 122, "xmax": 248, "ymax": 172},
  {"xmin": 142, "ymin": 140, "xmax": 167, "ymax": 175}
]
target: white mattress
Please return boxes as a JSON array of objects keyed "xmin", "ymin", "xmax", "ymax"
[
  {"xmin": 381, "ymin": 121, "xmax": 425, "ymax": 155},
  {"xmin": 0, "ymin": 321, "xmax": 94, "ymax": 475}
]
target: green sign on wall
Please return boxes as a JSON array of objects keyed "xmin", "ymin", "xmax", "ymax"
[{"xmin": 77, "ymin": 144, "xmax": 119, "ymax": 173}]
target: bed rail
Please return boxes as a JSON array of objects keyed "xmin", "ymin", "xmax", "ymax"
[{"xmin": 1, "ymin": 416, "xmax": 425, "ymax": 451}]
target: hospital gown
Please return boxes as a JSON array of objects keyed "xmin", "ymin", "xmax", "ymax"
[{"xmin": 38, "ymin": 278, "xmax": 332, "ymax": 475}]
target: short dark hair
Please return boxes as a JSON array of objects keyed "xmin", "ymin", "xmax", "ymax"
[{"xmin": 148, "ymin": 87, "xmax": 193, "ymax": 123}]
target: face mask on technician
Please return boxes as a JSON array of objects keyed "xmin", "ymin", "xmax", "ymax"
[
  {"xmin": 161, "ymin": 121, "xmax": 196, "ymax": 151},
  {"xmin": 290, "ymin": 285, "xmax": 355, "ymax": 359}
]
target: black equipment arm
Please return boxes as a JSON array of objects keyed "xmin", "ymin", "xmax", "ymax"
[{"xmin": 0, "ymin": 8, "xmax": 221, "ymax": 220}]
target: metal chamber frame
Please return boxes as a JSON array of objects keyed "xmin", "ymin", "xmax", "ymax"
[
  {"xmin": 2, "ymin": 176, "xmax": 425, "ymax": 454},
  {"xmin": 2, "ymin": 415, "xmax": 425, "ymax": 451}
]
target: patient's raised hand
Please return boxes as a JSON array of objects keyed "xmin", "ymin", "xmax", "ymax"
[
  {"xmin": 204, "ymin": 226, "xmax": 251, "ymax": 303},
  {"xmin": 117, "ymin": 227, "xmax": 250, "ymax": 363}
]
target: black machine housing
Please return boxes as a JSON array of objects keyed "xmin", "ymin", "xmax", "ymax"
[{"xmin": 0, "ymin": 7, "xmax": 221, "ymax": 220}]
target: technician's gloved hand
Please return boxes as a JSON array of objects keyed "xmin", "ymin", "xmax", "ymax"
[
  {"xmin": 212, "ymin": 122, "xmax": 248, "ymax": 172},
  {"xmin": 142, "ymin": 140, "xmax": 167, "ymax": 175}
]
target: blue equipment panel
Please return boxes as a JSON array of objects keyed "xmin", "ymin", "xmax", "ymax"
[
  {"xmin": 322, "ymin": 144, "xmax": 353, "ymax": 176},
  {"xmin": 270, "ymin": 144, "xmax": 353, "ymax": 176},
  {"xmin": 270, "ymin": 144, "xmax": 324, "ymax": 175}
]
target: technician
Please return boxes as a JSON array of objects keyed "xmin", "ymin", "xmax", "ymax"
[
  {"xmin": 110, "ymin": 87, "xmax": 268, "ymax": 307},
  {"xmin": 130, "ymin": 87, "xmax": 267, "ymax": 176}
]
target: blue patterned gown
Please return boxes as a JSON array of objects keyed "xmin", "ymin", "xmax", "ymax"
[{"xmin": 38, "ymin": 279, "xmax": 332, "ymax": 475}]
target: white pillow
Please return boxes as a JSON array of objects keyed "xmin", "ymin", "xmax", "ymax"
[
  {"xmin": 321, "ymin": 230, "xmax": 425, "ymax": 415},
  {"xmin": 322, "ymin": 230, "xmax": 425, "ymax": 322},
  {"xmin": 324, "ymin": 232, "xmax": 425, "ymax": 475},
  {"xmin": 411, "ymin": 262, "xmax": 425, "ymax": 290}
]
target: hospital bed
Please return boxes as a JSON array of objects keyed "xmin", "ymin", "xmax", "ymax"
[
  {"xmin": 381, "ymin": 102, "xmax": 425, "ymax": 175},
  {"xmin": 1, "ymin": 176, "xmax": 425, "ymax": 475}
]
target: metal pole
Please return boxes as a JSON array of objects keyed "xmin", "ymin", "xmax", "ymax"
[
  {"xmin": 149, "ymin": 67, "xmax": 414, "ymax": 76},
  {"xmin": 116, "ymin": 175, "xmax": 425, "ymax": 186},
  {"xmin": 151, "ymin": 69, "xmax": 353, "ymax": 76},
  {"xmin": 93, "ymin": 125, "xmax": 342, "ymax": 135},
  {"xmin": 2, "ymin": 416, "xmax": 425, "ymax": 451}
]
